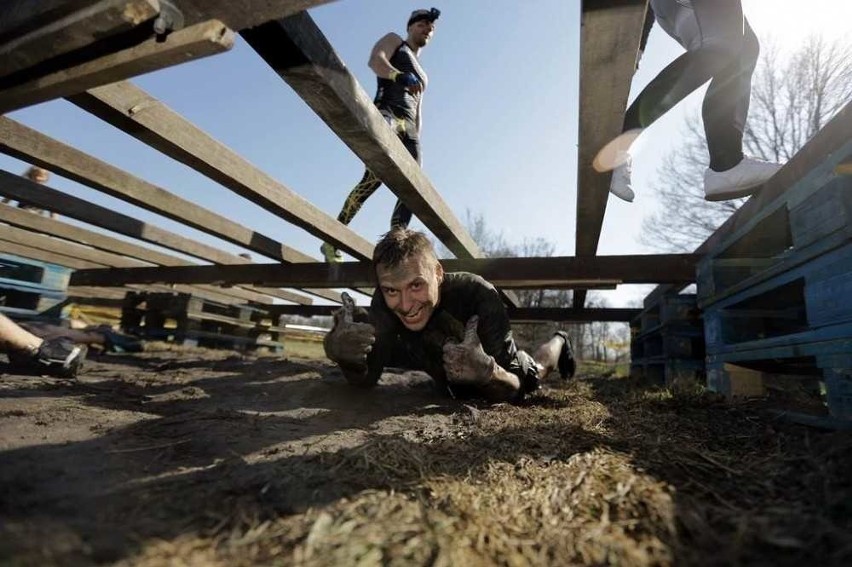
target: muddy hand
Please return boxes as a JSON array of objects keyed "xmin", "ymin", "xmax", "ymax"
[
  {"xmin": 442, "ymin": 315, "xmax": 495, "ymax": 385},
  {"xmin": 325, "ymin": 292, "xmax": 375, "ymax": 367}
]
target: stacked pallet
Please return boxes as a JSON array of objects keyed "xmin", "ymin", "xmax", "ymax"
[
  {"xmin": 0, "ymin": 253, "xmax": 70, "ymax": 317},
  {"xmin": 698, "ymin": 151, "xmax": 852, "ymax": 424},
  {"xmin": 630, "ymin": 292, "xmax": 705, "ymax": 386},
  {"xmin": 120, "ymin": 291, "xmax": 285, "ymax": 353}
]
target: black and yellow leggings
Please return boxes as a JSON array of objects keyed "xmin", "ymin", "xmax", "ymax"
[{"xmin": 336, "ymin": 110, "xmax": 421, "ymax": 229}]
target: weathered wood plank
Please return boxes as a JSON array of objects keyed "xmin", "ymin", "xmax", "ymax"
[
  {"xmin": 163, "ymin": 0, "xmax": 337, "ymax": 32},
  {"xmin": 262, "ymin": 304, "xmax": 642, "ymax": 323},
  {"xmin": 67, "ymin": 81, "xmax": 376, "ymax": 260},
  {"xmin": 0, "ymin": 0, "xmax": 159, "ymax": 82},
  {"xmin": 0, "ymin": 118, "xmax": 346, "ymax": 303},
  {"xmin": 0, "ymin": 202, "xmax": 311, "ymax": 305},
  {"xmin": 0, "ymin": 1, "xmax": 336, "ymax": 92},
  {"xmin": 0, "ymin": 170, "xmax": 329, "ymax": 304},
  {"xmin": 69, "ymin": 254, "xmax": 699, "ymax": 288},
  {"xmin": 241, "ymin": 12, "xmax": 481, "ymax": 260},
  {"xmin": 0, "ymin": 19, "xmax": 234, "ymax": 114},
  {"xmin": 0, "ymin": 238, "xmax": 266, "ymax": 306},
  {"xmin": 574, "ymin": 0, "xmax": 648, "ymax": 308}
]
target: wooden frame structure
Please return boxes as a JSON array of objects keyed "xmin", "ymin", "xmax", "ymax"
[{"xmin": 8, "ymin": 0, "xmax": 802, "ymax": 327}]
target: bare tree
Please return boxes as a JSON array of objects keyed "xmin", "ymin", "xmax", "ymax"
[{"xmin": 641, "ymin": 35, "xmax": 852, "ymax": 252}]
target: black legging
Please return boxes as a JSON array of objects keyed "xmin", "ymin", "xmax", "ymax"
[
  {"xmin": 336, "ymin": 110, "xmax": 420, "ymax": 229},
  {"xmin": 624, "ymin": 0, "xmax": 759, "ymax": 172}
]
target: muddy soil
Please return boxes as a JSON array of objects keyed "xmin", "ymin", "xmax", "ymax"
[{"xmin": 0, "ymin": 347, "xmax": 850, "ymax": 566}]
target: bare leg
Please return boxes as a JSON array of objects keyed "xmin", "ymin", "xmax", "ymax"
[
  {"xmin": 533, "ymin": 331, "xmax": 575, "ymax": 380},
  {"xmin": 0, "ymin": 313, "xmax": 43, "ymax": 353}
]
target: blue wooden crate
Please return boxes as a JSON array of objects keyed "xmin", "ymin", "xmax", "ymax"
[
  {"xmin": 703, "ymin": 242, "xmax": 852, "ymax": 352},
  {"xmin": 697, "ymin": 170, "xmax": 852, "ymax": 307},
  {"xmin": 0, "ymin": 253, "xmax": 71, "ymax": 292},
  {"xmin": 630, "ymin": 357, "xmax": 705, "ymax": 387}
]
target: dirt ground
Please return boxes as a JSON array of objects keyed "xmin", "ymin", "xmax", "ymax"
[{"xmin": 1, "ymin": 344, "xmax": 850, "ymax": 566}]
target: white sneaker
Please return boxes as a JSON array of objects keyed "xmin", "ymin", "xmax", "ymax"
[
  {"xmin": 704, "ymin": 157, "xmax": 782, "ymax": 201},
  {"xmin": 609, "ymin": 154, "xmax": 635, "ymax": 202}
]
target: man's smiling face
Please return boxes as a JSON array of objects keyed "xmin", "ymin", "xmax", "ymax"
[{"xmin": 376, "ymin": 251, "xmax": 443, "ymax": 331}]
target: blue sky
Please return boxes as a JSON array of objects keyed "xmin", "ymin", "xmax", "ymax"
[{"xmin": 2, "ymin": 0, "xmax": 848, "ymax": 307}]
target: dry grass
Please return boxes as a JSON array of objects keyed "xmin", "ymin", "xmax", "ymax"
[{"xmin": 116, "ymin": 377, "xmax": 852, "ymax": 567}]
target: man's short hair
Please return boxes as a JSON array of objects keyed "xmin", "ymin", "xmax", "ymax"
[
  {"xmin": 407, "ymin": 7, "xmax": 440, "ymax": 28},
  {"xmin": 373, "ymin": 227, "xmax": 438, "ymax": 269}
]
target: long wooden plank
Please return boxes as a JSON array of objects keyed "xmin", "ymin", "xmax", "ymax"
[
  {"xmin": 0, "ymin": 170, "xmax": 324, "ymax": 304},
  {"xmin": 574, "ymin": 0, "xmax": 648, "ymax": 308},
  {"xmin": 0, "ymin": 1, "xmax": 336, "ymax": 90},
  {"xmin": 0, "ymin": 0, "xmax": 159, "ymax": 82},
  {"xmin": 66, "ymin": 81, "xmax": 376, "ymax": 260},
  {"xmin": 0, "ymin": 202, "xmax": 310, "ymax": 305},
  {"xmin": 0, "ymin": 239, "xmax": 263, "ymax": 306},
  {"xmin": 0, "ymin": 224, "xmax": 274, "ymax": 305},
  {"xmin": 259, "ymin": 304, "xmax": 641, "ymax": 323},
  {"xmin": 240, "ymin": 12, "xmax": 481, "ymax": 261},
  {"xmin": 69, "ymin": 254, "xmax": 698, "ymax": 288},
  {"xmin": 0, "ymin": 118, "xmax": 345, "ymax": 303},
  {"xmin": 0, "ymin": 0, "xmax": 336, "ymax": 41},
  {"xmin": 0, "ymin": 19, "xmax": 234, "ymax": 114}
]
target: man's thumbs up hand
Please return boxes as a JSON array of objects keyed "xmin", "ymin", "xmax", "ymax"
[
  {"xmin": 442, "ymin": 315, "xmax": 496, "ymax": 385},
  {"xmin": 325, "ymin": 292, "xmax": 375, "ymax": 368}
]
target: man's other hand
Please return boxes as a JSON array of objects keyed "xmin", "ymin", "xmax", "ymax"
[
  {"xmin": 395, "ymin": 72, "xmax": 423, "ymax": 95},
  {"xmin": 324, "ymin": 292, "xmax": 375, "ymax": 369},
  {"xmin": 442, "ymin": 315, "xmax": 495, "ymax": 385}
]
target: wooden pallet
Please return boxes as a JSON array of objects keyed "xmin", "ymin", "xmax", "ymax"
[
  {"xmin": 120, "ymin": 291, "xmax": 284, "ymax": 353},
  {"xmin": 0, "ymin": 253, "xmax": 70, "ymax": 315},
  {"xmin": 630, "ymin": 292, "xmax": 705, "ymax": 386}
]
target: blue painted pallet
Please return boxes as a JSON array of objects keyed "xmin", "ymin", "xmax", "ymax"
[
  {"xmin": 0, "ymin": 253, "xmax": 71, "ymax": 292},
  {"xmin": 706, "ymin": 340, "xmax": 852, "ymax": 421},
  {"xmin": 630, "ymin": 356, "xmax": 705, "ymax": 387},
  {"xmin": 634, "ymin": 324, "xmax": 705, "ymax": 359},
  {"xmin": 703, "ymin": 242, "xmax": 852, "ymax": 352},
  {"xmin": 698, "ymin": 171, "xmax": 852, "ymax": 307}
]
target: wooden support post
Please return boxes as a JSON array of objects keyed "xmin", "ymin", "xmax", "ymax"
[{"xmin": 574, "ymin": 0, "xmax": 649, "ymax": 309}]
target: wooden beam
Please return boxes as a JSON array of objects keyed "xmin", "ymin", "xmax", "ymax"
[
  {"xmin": 160, "ymin": 0, "xmax": 337, "ymax": 33},
  {"xmin": 0, "ymin": 201, "xmax": 311, "ymax": 305},
  {"xmin": 0, "ymin": 1, "xmax": 337, "ymax": 41},
  {"xmin": 240, "ymin": 12, "xmax": 481, "ymax": 261},
  {"xmin": 0, "ymin": 239, "xmax": 265, "ymax": 306},
  {"xmin": 66, "ymin": 81, "xmax": 376, "ymax": 261},
  {"xmin": 0, "ymin": 1, "xmax": 337, "ymax": 92},
  {"xmin": 574, "ymin": 0, "xmax": 648, "ymax": 308},
  {"xmin": 0, "ymin": 170, "xmax": 326, "ymax": 304},
  {"xmin": 0, "ymin": 19, "xmax": 235, "ymax": 114},
  {"xmin": 69, "ymin": 254, "xmax": 699, "ymax": 288},
  {"xmin": 0, "ymin": 223, "xmax": 280, "ymax": 304},
  {"xmin": 0, "ymin": 0, "xmax": 159, "ymax": 81},
  {"xmin": 263, "ymin": 304, "xmax": 641, "ymax": 323},
  {"xmin": 0, "ymin": 118, "xmax": 346, "ymax": 303}
]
